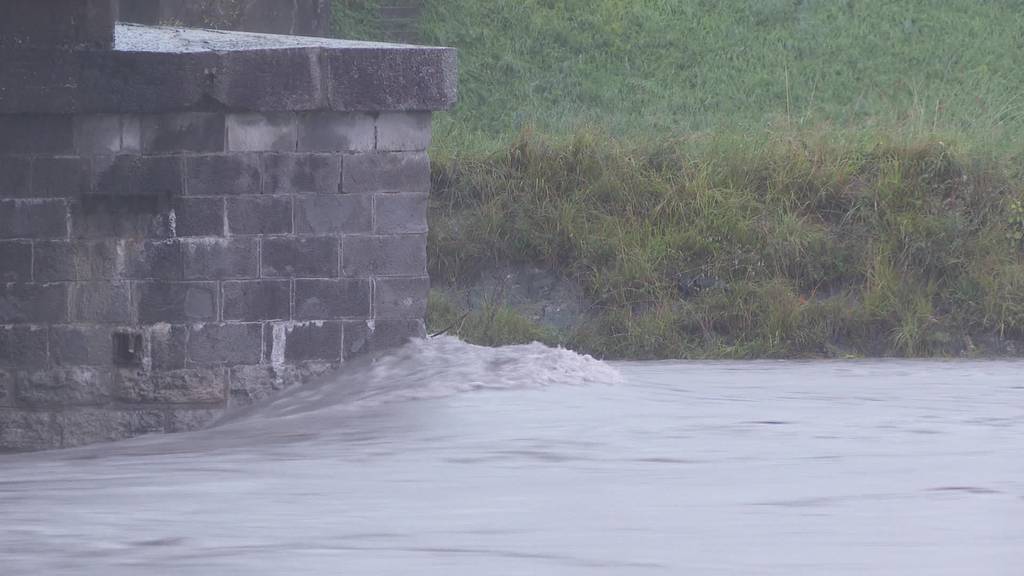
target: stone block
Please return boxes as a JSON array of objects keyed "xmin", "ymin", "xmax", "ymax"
[
  {"xmin": 32, "ymin": 241, "xmax": 76, "ymax": 282},
  {"xmin": 124, "ymin": 239, "xmax": 182, "ymax": 281},
  {"xmin": 229, "ymin": 362, "xmax": 333, "ymax": 408},
  {"xmin": 216, "ymin": 50, "xmax": 324, "ymax": 111},
  {"xmin": 323, "ymin": 47, "xmax": 458, "ymax": 112},
  {"xmin": 0, "ymin": 199, "xmax": 68, "ymax": 239},
  {"xmin": 0, "ymin": 157, "xmax": 31, "ymax": 198},
  {"xmin": 297, "ymin": 112, "xmax": 375, "ymax": 152},
  {"xmin": 374, "ymin": 193, "xmax": 428, "ymax": 233},
  {"xmin": 80, "ymin": 50, "xmax": 221, "ymax": 114},
  {"xmin": 186, "ymin": 154, "xmax": 261, "ymax": 196},
  {"xmin": 262, "ymin": 153, "xmax": 341, "ymax": 194},
  {"xmin": 275, "ymin": 321, "xmax": 342, "ymax": 363},
  {"xmin": 115, "ymin": 367, "xmax": 227, "ymax": 404},
  {"xmin": 92, "ymin": 155, "xmax": 183, "ymax": 196},
  {"xmin": 0, "ymin": 410, "xmax": 60, "ymax": 452},
  {"xmin": 172, "ymin": 196, "xmax": 225, "ymax": 237},
  {"xmin": 77, "ymin": 240, "xmax": 126, "ymax": 280},
  {"xmin": 376, "ymin": 112, "xmax": 432, "ymax": 151},
  {"xmin": 341, "ymin": 152, "xmax": 430, "ymax": 194},
  {"xmin": 0, "ymin": 0, "xmax": 116, "ymax": 50},
  {"xmin": 70, "ymin": 196, "xmax": 171, "ymax": 239},
  {"xmin": 15, "ymin": 367, "xmax": 112, "ymax": 408},
  {"xmin": 0, "ymin": 325, "xmax": 49, "ymax": 369},
  {"xmin": 122, "ymin": 116, "xmax": 142, "ymax": 151},
  {"xmin": 374, "ymin": 276, "xmax": 430, "ymax": 319},
  {"xmin": 187, "ymin": 323, "xmax": 263, "ymax": 366},
  {"xmin": 342, "ymin": 234, "xmax": 427, "ymax": 277},
  {"xmin": 72, "ymin": 281, "xmax": 133, "ymax": 323},
  {"xmin": 150, "ymin": 324, "xmax": 188, "ymax": 371},
  {"xmin": 0, "ymin": 241, "xmax": 32, "ymax": 282},
  {"xmin": 32, "ymin": 157, "xmax": 92, "ymax": 198},
  {"xmin": 0, "ymin": 33, "xmax": 457, "ymax": 116},
  {"xmin": 294, "ymin": 195, "xmax": 372, "ymax": 235},
  {"xmin": 141, "ymin": 113, "xmax": 226, "ymax": 154},
  {"xmin": 261, "ymin": 237, "xmax": 339, "ymax": 278},
  {"xmin": 368, "ymin": 318, "xmax": 425, "ymax": 351},
  {"xmin": 0, "ymin": 50, "xmax": 151, "ymax": 115},
  {"xmin": 222, "ymin": 280, "xmax": 291, "ymax": 322},
  {"xmin": 225, "ymin": 113, "xmax": 298, "ymax": 152},
  {"xmin": 58, "ymin": 408, "xmax": 165, "ymax": 448},
  {"xmin": 0, "ymin": 48, "xmax": 211, "ymax": 115},
  {"xmin": 74, "ymin": 115, "xmax": 124, "ymax": 154},
  {"xmin": 135, "ymin": 282, "xmax": 218, "ymax": 323},
  {"xmin": 182, "ymin": 238, "xmax": 259, "ymax": 280},
  {"xmin": 342, "ymin": 319, "xmax": 370, "ymax": 359},
  {"xmin": 0, "ymin": 283, "xmax": 69, "ymax": 323},
  {"xmin": 226, "ymin": 196, "xmax": 292, "ymax": 236},
  {"xmin": 38, "ymin": 239, "xmax": 123, "ymax": 281},
  {"xmin": 0, "ymin": 115, "xmax": 75, "ymax": 154},
  {"xmin": 228, "ymin": 364, "xmax": 292, "ymax": 407},
  {"xmin": 0, "ymin": 52, "xmax": 77, "ymax": 115},
  {"xmin": 165, "ymin": 408, "xmax": 223, "ymax": 433},
  {"xmin": 49, "ymin": 325, "xmax": 114, "ymax": 366},
  {"xmin": 294, "ymin": 279, "xmax": 371, "ymax": 320}
]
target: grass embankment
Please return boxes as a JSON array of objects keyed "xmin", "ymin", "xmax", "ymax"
[
  {"xmin": 430, "ymin": 131, "xmax": 1024, "ymax": 358},
  {"xmin": 333, "ymin": 1, "xmax": 1024, "ymax": 358}
]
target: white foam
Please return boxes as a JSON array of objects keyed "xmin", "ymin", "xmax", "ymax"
[{"xmin": 228, "ymin": 336, "xmax": 622, "ymax": 424}]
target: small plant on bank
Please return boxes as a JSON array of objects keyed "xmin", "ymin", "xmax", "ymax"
[{"xmin": 427, "ymin": 291, "xmax": 561, "ymax": 348}]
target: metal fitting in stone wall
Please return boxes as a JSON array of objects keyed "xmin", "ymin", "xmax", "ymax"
[{"xmin": 0, "ymin": 7, "xmax": 456, "ymax": 452}]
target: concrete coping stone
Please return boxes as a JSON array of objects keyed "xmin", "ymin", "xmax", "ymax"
[
  {"xmin": 114, "ymin": 23, "xmax": 424, "ymax": 53},
  {"xmin": 0, "ymin": 24, "xmax": 457, "ymax": 114}
]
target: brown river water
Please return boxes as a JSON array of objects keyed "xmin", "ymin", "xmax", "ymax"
[{"xmin": 1, "ymin": 337, "xmax": 1022, "ymax": 575}]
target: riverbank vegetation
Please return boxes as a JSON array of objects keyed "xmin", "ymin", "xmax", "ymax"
[
  {"xmin": 334, "ymin": 0, "xmax": 1024, "ymax": 358},
  {"xmin": 430, "ymin": 130, "xmax": 1024, "ymax": 358}
]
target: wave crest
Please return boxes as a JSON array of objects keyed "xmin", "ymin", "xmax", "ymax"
[{"xmin": 223, "ymin": 336, "xmax": 622, "ymax": 424}]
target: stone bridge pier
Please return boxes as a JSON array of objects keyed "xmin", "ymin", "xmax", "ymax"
[{"xmin": 0, "ymin": 0, "xmax": 456, "ymax": 451}]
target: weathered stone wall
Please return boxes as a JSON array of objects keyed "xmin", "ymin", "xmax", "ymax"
[
  {"xmin": 0, "ymin": 8, "xmax": 456, "ymax": 452},
  {"xmin": 0, "ymin": 110, "xmax": 432, "ymax": 451},
  {"xmin": 118, "ymin": 0, "xmax": 332, "ymax": 37}
]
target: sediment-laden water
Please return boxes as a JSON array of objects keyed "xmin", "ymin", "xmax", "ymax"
[{"xmin": 2, "ymin": 338, "xmax": 1022, "ymax": 575}]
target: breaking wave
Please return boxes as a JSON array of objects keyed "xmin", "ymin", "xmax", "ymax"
[{"xmin": 224, "ymin": 336, "xmax": 623, "ymax": 423}]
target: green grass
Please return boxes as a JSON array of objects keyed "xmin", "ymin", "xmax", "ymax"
[
  {"xmin": 335, "ymin": 1, "xmax": 1024, "ymax": 151},
  {"xmin": 430, "ymin": 130, "xmax": 1024, "ymax": 358},
  {"xmin": 415, "ymin": 0, "xmax": 1024, "ymax": 155},
  {"xmin": 331, "ymin": 0, "xmax": 388, "ymax": 41},
  {"xmin": 426, "ymin": 291, "xmax": 561, "ymax": 347},
  {"xmin": 332, "ymin": 1, "xmax": 1024, "ymax": 357}
]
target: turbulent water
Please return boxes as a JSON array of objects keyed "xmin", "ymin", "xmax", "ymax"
[{"xmin": 2, "ymin": 337, "xmax": 1023, "ymax": 575}]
